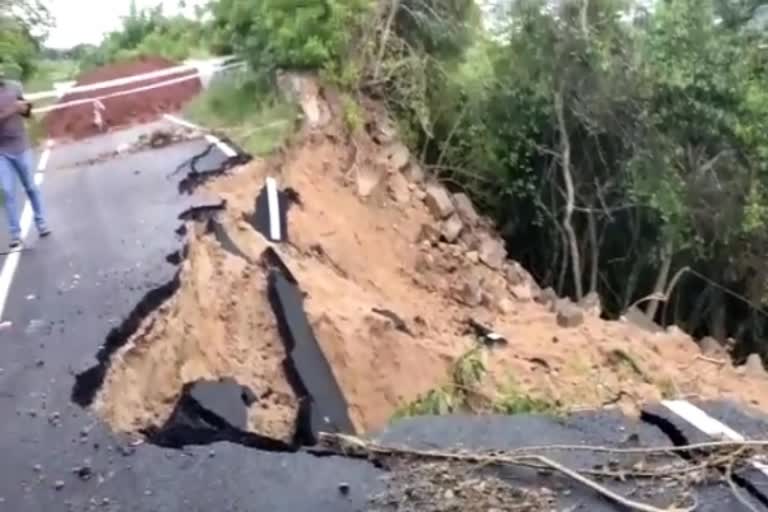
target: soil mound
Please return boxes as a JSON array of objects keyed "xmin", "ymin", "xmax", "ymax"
[
  {"xmin": 44, "ymin": 56, "xmax": 201, "ymax": 141},
  {"xmin": 94, "ymin": 77, "xmax": 768, "ymax": 446}
]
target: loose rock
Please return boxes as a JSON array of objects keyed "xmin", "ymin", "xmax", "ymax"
[
  {"xmin": 580, "ymin": 291, "xmax": 602, "ymax": 317},
  {"xmin": 505, "ymin": 261, "xmax": 529, "ymax": 286},
  {"xmin": 377, "ymin": 142, "xmax": 411, "ymax": 171},
  {"xmin": 453, "ymin": 193, "xmax": 480, "ymax": 226},
  {"xmin": 54, "ymin": 480, "xmax": 65, "ymax": 491},
  {"xmin": 510, "ymin": 283, "xmax": 533, "ymax": 302},
  {"xmin": 387, "ymin": 172, "xmax": 411, "ymax": 204},
  {"xmin": 424, "ymin": 182, "xmax": 455, "ymax": 219},
  {"xmin": 356, "ymin": 166, "xmax": 383, "ymax": 198},
  {"xmin": 478, "ymin": 234, "xmax": 507, "ymax": 270},
  {"xmin": 405, "ymin": 162, "xmax": 426, "ymax": 183},
  {"xmin": 466, "ymin": 251, "xmax": 479, "ymax": 264},
  {"xmin": 368, "ymin": 117, "xmax": 397, "ymax": 144},
  {"xmin": 744, "ymin": 354, "xmax": 766, "ymax": 378},
  {"xmin": 454, "ymin": 278, "xmax": 484, "ymax": 307},
  {"xmin": 555, "ymin": 300, "xmax": 584, "ymax": 328},
  {"xmin": 440, "ymin": 214, "xmax": 464, "ymax": 243},
  {"xmin": 535, "ymin": 287, "xmax": 558, "ymax": 307},
  {"xmin": 416, "ymin": 224, "xmax": 441, "ymax": 246},
  {"xmin": 699, "ymin": 336, "xmax": 723, "ymax": 356},
  {"xmin": 497, "ymin": 297, "xmax": 515, "ymax": 314}
]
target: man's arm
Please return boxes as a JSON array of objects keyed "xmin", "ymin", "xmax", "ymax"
[
  {"xmin": 15, "ymin": 83, "xmax": 32, "ymax": 119},
  {"xmin": 0, "ymin": 100, "xmax": 31, "ymax": 121}
]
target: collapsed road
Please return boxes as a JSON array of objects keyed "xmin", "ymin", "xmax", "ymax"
[{"xmin": 1, "ymin": 117, "xmax": 768, "ymax": 511}]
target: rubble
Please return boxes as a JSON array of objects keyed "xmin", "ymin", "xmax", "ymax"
[
  {"xmin": 377, "ymin": 142, "xmax": 411, "ymax": 171},
  {"xmin": 416, "ymin": 224, "xmax": 442, "ymax": 246},
  {"xmin": 579, "ymin": 291, "xmax": 602, "ymax": 317},
  {"xmin": 356, "ymin": 165, "xmax": 384, "ymax": 198},
  {"xmin": 405, "ymin": 162, "xmax": 426, "ymax": 183},
  {"xmin": 453, "ymin": 277, "xmax": 484, "ymax": 307},
  {"xmin": 387, "ymin": 172, "xmax": 411, "ymax": 204},
  {"xmin": 555, "ymin": 299, "xmax": 585, "ymax": 328},
  {"xmin": 453, "ymin": 193, "xmax": 480, "ymax": 226},
  {"xmin": 743, "ymin": 354, "xmax": 766, "ymax": 378},
  {"xmin": 509, "ymin": 283, "xmax": 534, "ymax": 302},
  {"xmin": 424, "ymin": 183, "xmax": 455, "ymax": 219},
  {"xmin": 477, "ymin": 234, "xmax": 507, "ymax": 270},
  {"xmin": 440, "ymin": 214, "xmax": 464, "ymax": 243},
  {"xmin": 367, "ymin": 116, "xmax": 397, "ymax": 144},
  {"xmin": 699, "ymin": 336, "xmax": 723, "ymax": 356}
]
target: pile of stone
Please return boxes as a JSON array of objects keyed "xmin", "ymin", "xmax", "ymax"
[{"xmin": 357, "ymin": 114, "xmax": 599, "ymax": 330}]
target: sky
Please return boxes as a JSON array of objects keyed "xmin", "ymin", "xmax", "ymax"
[{"xmin": 44, "ymin": 0, "xmax": 204, "ymax": 49}]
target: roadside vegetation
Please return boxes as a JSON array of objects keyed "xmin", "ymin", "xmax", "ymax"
[
  {"xmin": 184, "ymin": 72, "xmax": 297, "ymax": 156},
  {"xmin": 393, "ymin": 348, "xmax": 557, "ymax": 420}
]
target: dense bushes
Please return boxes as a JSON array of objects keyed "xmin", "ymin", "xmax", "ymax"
[
  {"xmin": 210, "ymin": 0, "xmax": 371, "ymax": 75},
  {"xmin": 79, "ymin": 4, "xmax": 210, "ymax": 70}
]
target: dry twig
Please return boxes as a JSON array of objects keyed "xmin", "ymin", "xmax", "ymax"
[{"xmin": 320, "ymin": 433, "xmax": 704, "ymax": 512}]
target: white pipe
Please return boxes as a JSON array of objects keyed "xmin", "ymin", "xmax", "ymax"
[{"xmin": 26, "ymin": 57, "xmax": 242, "ymax": 102}]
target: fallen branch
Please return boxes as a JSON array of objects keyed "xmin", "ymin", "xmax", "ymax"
[
  {"xmin": 695, "ymin": 354, "xmax": 728, "ymax": 366},
  {"xmin": 319, "ymin": 433, "xmax": 699, "ymax": 512}
]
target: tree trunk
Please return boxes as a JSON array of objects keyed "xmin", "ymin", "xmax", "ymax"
[
  {"xmin": 708, "ymin": 288, "xmax": 727, "ymax": 341},
  {"xmin": 645, "ymin": 242, "xmax": 672, "ymax": 321},
  {"xmin": 555, "ymin": 89, "xmax": 584, "ymax": 301},
  {"xmin": 587, "ymin": 208, "xmax": 599, "ymax": 294},
  {"xmin": 373, "ymin": 0, "xmax": 400, "ymax": 83}
]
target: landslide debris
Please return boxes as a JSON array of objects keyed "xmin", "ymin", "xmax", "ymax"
[{"xmin": 93, "ymin": 75, "xmax": 768, "ymax": 447}]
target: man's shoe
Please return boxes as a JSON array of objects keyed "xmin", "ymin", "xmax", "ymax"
[
  {"xmin": 39, "ymin": 227, "xmax": 51, "ymax": 238},
  {"xmin": 9, "ymin": 239, "xmax": 22, "ymax": 250}
]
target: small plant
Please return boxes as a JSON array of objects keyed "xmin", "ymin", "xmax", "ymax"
[
  {"xmin": 655, "ymin": 376, "xmax": 679, "ymax": 399},
  {"xmin": 492, "ymin": 378, "xmax": 556, "ymax": 415},
  {"xmin": 340, "ymin": 93, "xmax": 364, "ymax": 133},
  {"xmin": 393, "ymin": 348, "xmax": 556, "ymax": 420}
]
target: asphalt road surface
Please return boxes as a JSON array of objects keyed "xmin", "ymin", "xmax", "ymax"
[{"xmin": 1, "ymin": 121, "xmax": 768, "ymax": 511}]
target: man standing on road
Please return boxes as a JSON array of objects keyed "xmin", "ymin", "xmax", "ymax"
[{"xmin": 0, "ymin": 66, "xmax": 50, "ymax": 250}]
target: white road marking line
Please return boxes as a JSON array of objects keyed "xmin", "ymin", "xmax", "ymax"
[
  {"xmin": 163, "ymin": 113, "xmax": 239, "ymax": 158},
  {"xmin": 266, "ymin": 176, "xmax": 282, "ymax": 241},
  {"xmin": 0, "ymin": 144, "xmax": 51, "ymax": 320},
  {"xmin": 37, "ymin": 148, "xmax": 51, "ymax": 172},
  {"xmin": 162, "ymin": 114, "xmax": 202, "ymax": 131},
  {"xmin": 204, "ymin": 134, "xmax": 238, "ymax": 158},
  {"xmin": 663, "ymin": 399, "xmax": 768, "ymax": 476}
]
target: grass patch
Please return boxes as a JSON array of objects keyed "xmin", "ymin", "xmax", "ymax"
[
  {"xmin": 24, "ymin": 59, "xmax": 79, "ymax": 94},
  {"xmin": 393, "ymin": 348, "xmax": 557, "ymax": 420},
  {"xmin": 184, "ymin": 73, "xmax": 298, "ymax": 156}
]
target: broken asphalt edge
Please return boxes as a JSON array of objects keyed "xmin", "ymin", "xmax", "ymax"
[
  {"xmin": 71, "ymin": 271, "xmax": 181, "ymax": 407},
  {"xmin": 266, "ymin": 253, "xmax": 355, "ymax": 446},
  {"xmin": 640, "ymin": 405, "xmax": 768, "ymax": 508},
  {"xmin": 177, "ymin": 141, "xmax": 253, "ymax": 195}
]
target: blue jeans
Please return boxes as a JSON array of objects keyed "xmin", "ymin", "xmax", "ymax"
[{"xmin": 0, "ymin": 150, "xmax": 47, "ymax": 240}]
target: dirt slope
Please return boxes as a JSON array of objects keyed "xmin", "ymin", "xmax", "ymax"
[
  {"xmin": 45, "ymin": 56, "xmax": 201, "ymax": 141},
  {"xmin": 95, "ymin": 80, "xmax": 768, "ymax": 441}
]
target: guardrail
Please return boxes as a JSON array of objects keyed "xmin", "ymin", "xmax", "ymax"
[
  {"xmin": 25, "ymin": 56, "xmax": 243, "ymax": 102},
  {"xmin": 29, "ymin": 60, "xmax": 246, "ymax": 115}
]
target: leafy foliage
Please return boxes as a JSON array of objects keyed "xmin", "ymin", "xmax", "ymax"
[
  {"xmin": 79, "ymin": 2, "xmax": 211, "ymax": 70},
  {"xmin": 0, "ymin": 0, "xmax": 52, "ymax": 80},
  {"xmin": 184, "ymin": 71, "xmax": 297, "ymax": 155},
  {"xmin": 209, "ymin": 0, "xmax": 371, "ymax": 76}
]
